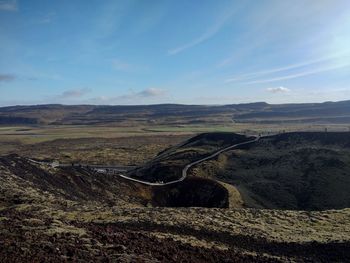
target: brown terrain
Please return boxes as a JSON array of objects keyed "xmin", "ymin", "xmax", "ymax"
[
  {"xmin": 1, "ymin": 103, "xmax": 350, "ymax": 262},
  {"xmin": 1, "ymin": 100, "xmax": 350, "ymax": 125},
  {"xmin": 0, "ymin": 153, "xmax": 349, "ymax": 262}
]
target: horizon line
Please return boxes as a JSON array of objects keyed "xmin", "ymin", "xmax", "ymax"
[{"xmin": 0, "ymin": 99, "xmax": 349, "ymax": 108}]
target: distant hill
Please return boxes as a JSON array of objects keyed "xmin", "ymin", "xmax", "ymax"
[
  {"xmin": 235, "ymin": 100, "xmax": 350, "ymax": 124},
  {"xmin": 1, "ymin": 100, "xmax": 350, "ymax": 125}
]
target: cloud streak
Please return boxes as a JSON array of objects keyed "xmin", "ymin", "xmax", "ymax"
[
  {"xmin": 168, "ymin": 25, "xmax": 223, "ymax": 55},
  {"xmin": 225, "ymin": 53, "xmax": 349, "ymax": 83},
  {"xmin": 88, "ymin": 88, "xmax": 167, "ymax": 104},
  {"xmin": 117, "ymin": 88, "xmax": 166, "ymax": 100},
  {"xmin": 240, "ymin": 63, "xmax": 350, "ymax": 85},
  {"xmin": 137, "ymin": 88, "xmax": 166, "ymax": 97},
  {"xmin": 0, "ymin": 74, "xmax": 16, "ymax": 82},
  {"xmin": 223, "ymin": 50, "xmax": 350, "ymax": 85},
  {"xmin": 0, "ymin": 0, "xmax": 17, "ymax": 11},
  {"xmin": 168, "ymin": 7, "xmax": 237, "ymax": 55},
  {"xmin": 112, "ymin": 59, "xmax": 132, "ymax": 72},
  {"xmin": 226, "ymin": 58, "xmax": 328, "ymax": 83},
  {"xmin": 111, "ymin": 59, "xmax": 148, "ymax": 73},
  {"xmin": 59, "ymin": 88, "xmax": 91, "ymax": 99},
  {"xmin": 36, "ymin": 12, "xmax": 56, "ymax": 24}
]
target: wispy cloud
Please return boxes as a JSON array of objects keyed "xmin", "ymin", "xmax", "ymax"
[
  {"xmin": 88, "ymin": 88, "xmax": 167, "ymax": 104},
  {"xmin": 118, "ymin": 88, "xmax": 166, "ymax": 100},
  {"xmin": 225, "ymin": 53, "xmax": 349, "ymax": 83},
  {"xmin": 225, "ymin": 57, "xmax": 333, "ymax": 83},
  {"xmin": 137, "ymin": 88, "xmax": 166, "ymax": 97},
  {"xmin": 0, "ymin": 0, "xmax": 17, "ymax": 11},
  {"xmin": 267, "ymin": 86, "xmax": 290, "ymax": 93},
  {"xmin": 59, "ymin": 88, "xmax": 91, "ymax": 99},
  {"xmin": 217, "ymin": 1, "xmax": 350, "ymax": 89},
  {"xmin": 112, "ymin": 59, "xmax": 133, "ymax": 72},
  {"xmin": 36, "ymin": 11, "xmax": 56, "ymax": 24},
  {"xmin": 0, "ymin": 73, "xmax": 52, "ymax": 82},
  {"xmin": 223, "ymin": 50, "xmax": 350, "ymax": 85},
  {"xmin": 168, "ymin": 7, "xmax": 237, "ymax": 55},
  {"xmin": 0, "ymin": 73, "xmax": 16, "ymax": 82},
  {"xmin": 111, "ymin": 59, "xmax": 148, "ymax": 73},
  {"xmin": 240, "ymin": 63, "xmax": 350, "ymax": 85}
]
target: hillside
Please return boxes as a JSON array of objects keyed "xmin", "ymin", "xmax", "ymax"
[
  {"xmin": 4, "ymin": 131, "xmax": 349, "ymax": 212},
  {"xmin": 191, "ymin": 132, "xmax": 350, "ymax": 210},
  {"xmin": 1, "ymin": 100, "xmax": 350, "ymax": 125},
  {"xmin": 130, "ymin": 131, "xmax": 350, "ymax": 210},
  {"xmin": 1, "ymin": 154, "xmax": 350, "ymax": 262},
  {"xmin": 235, "ymin": 100, "xmax": 350, "ymax": 123},
  {"xmin": 0, "ymin": 154, "xmax": 151, "ymax": 208},
  {"xmin": 129, "ymin": 132, "xmax": 254, "ymax": 183}
]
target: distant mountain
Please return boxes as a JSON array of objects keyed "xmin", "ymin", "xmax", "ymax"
[
  {"xmin": 0, "ymin": 100, "xmax": 350, "ymax": 125},
  {"xmin": 235, "ymin": 100, "xmax": 350, "ymax": 123}
]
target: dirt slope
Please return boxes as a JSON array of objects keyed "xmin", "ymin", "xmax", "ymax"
[{"xmin": 0, "ymin": 154, "xmax": 151, "ymax": 208}]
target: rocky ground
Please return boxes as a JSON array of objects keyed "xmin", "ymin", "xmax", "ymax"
[
  {"xmin": 1, "ymin": 132, "xmax": 350, "ymax": 262},
  {"xmin": 141, "ymin": 132, "xmax": 350, "ymax": 210},
  {"xmin": 0, "ymin": 153, "xmax": 350, "ymax": 262},
  {"xmin": 1, "ymin": 202, "xmax": 349, "ymax": 262}
]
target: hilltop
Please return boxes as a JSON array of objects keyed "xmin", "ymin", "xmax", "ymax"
[{"xmin": 1, "ymin": 100, "xmax": 350, "ymax": 125}]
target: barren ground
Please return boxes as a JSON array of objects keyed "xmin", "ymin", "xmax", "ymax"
[{"xmin": 1, "ymin": 126, "xmax": 350, "ymax": 262}]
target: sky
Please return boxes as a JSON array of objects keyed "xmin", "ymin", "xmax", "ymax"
[{"xmin": 1, "ymin": 0, "xmax": 350, "ymax": 106}]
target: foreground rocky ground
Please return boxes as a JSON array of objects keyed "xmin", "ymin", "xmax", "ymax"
[
  {"xmin": 1, "ymin": 154, "xmax": 350, "ymax": 262},
  {"xmin": 1, "ymin": 203, "xmax": 350, "ymax": 262}
]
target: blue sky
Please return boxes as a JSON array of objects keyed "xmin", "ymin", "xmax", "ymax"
[{"xmin": 1, "ymin": 0, "xmax": 350, "ymax": 106}]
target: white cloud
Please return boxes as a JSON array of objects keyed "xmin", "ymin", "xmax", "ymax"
[
  {"xmin": 137, "ymin": 88, "xmax": 166, "ymax": 97},
  {"xmin": 0, "ymin": 0, "xmax": 17, "ymax": 11},
  {"xmin": 59, "ymin": 88, "xmax": 91, "ymax": 99},
  {"xmin": 117, "ymin": 87, "xmax": 167, "ymax": 100},
  {"xmin": 87, "ymin": 88, "xmax": 167, "ymax": 104},
  {"xmin": 267, "ymin": 87, "xmax": 290, "ymax": 93}
]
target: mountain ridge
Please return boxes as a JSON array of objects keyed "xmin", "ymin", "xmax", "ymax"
[{"xmin": 1, "ymin": 100, "xmax": 350, "ymax": 125}]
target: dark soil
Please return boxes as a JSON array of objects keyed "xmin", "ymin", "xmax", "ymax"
[
  {"xmin": 0, "ymin": 214, "xmax": 277, "ymax": 263},
  {"xmin": 152, "ymin": 177, "xmax": 229, "ymax": 208}
]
